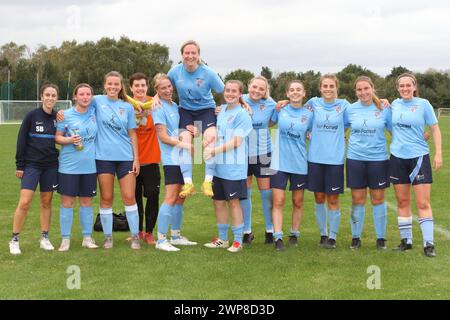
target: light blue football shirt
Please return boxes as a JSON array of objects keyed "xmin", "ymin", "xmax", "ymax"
[
  {"xmin": 214, "ymin": 104, "xmax": 253, "ymax": 180},
  {"xmin": 168, "ymin": 63, "xmax": 224, "ymax": 111},
  {"xmin": 57, "ymin": 106, "xmax": 97, "ymax": 174},
  {"xmin": 243, "ymin": 94, "xmax": 277, "ymax": 157},
  {"xmin": 151, "ymin": 100, "xmax": 181, "ymax": 166},
  {"xmin": 390, "ymin": 97, "xmax": 437, "ymax": 159},
  {"xmin": 345, "ymin": 101, "xmax": 392, "ymax": 161},
  {"xmin": 270, "ymin": 104, "xmax": 313, "ymax": 174},
  {"xmin": 92, "ymin": 95, "xmax": 136, "ymax": 161},
  {"xmin": 306, "ymin": 97, "xmax": 349, "ymax": 165}
]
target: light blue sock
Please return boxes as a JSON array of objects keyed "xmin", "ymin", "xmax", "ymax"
[
  {"xmin": 329, "ymin": 209, "xmax": 341, "ymax": 240},
  {"xmin": 218, "ymin": 223, "xmax": 229, "ymax": 241},
  {"xmin": 274, "ymin": 231, "xmax": 283, "ymax": 241},
  {"xmin": 232, "ymin": 223, "xmax": 244, "ymax": 245},
  {"xmin": 157, "ymin": 203, "xmax": 174, "ymax": 237},
  {"xmin": 372, "ymin": 203, "xmax": 387, "ymax": 239},
  {"xmin": 418, "ymin": 218, "xmax": 434, "ymax": 247},
  {"xmin": 289, "ymin": 229, "xmax": 300, "ymax": 238},
  {"xmin": 79, "ymin": 206, "xmax": 93, "ymax": 237},
  {"xmin": 60, "ymin": 206, "xmax": 73, "ymax": 239},
  {"xmin": 350, "ymin": 205, "xmax": 365, "ymax": 238},
  {"xmin": 125, "ymin": 204, "xmax": 139, "ymax": 237},
  {"xmin": 240, "ymin": 188, "xmax": 252, "ymax": 233},
  {"xmin": 180, "ymin": 147, "xmax": 193, "ymax": 183},
  {"xmin": 315, "ymin": 203, "xmax": 328, "ymax": 237},
  {"xmin": 260, "ymin": 189, "xmax": 273, "ymax": 232},
  {"xmin": 99, "ymin": 208, "xmax": 113, "ymax": 237},
  {"xmin": 170, "ymin": 204, "xmax": 183, "ymax": 238},
  {"xmin": 398, "ymin": 216, "xmax": 413, "ymax": 244}
]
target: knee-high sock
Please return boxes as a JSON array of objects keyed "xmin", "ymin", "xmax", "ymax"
[
  {"xmin": 372, "ymin": 203, "xmax": 387, "ymax": 239},
  {"xmin": 260, "ymin": 189, "xmax": 273, "ymax": 232},
  {"xmin": 240, "ymin": 188, "xmax": 252, "ymax": 233},
  {"xmin": 350, "ymin": 205, "xmax": 365, "ymax": 238},
  {"xmin": 180, "ymin": 147, "xmax": 193, "ymax": 184},
  {"xmin": 157, "ymin": 203, "xmax": 174, "ymax": 241},
  {"xmin": 79, "ymin": 206, "xmax": 93, "ymax": 237},
  {"xmin": 217, "ymin": 223, "xmax": 229, "ymax": 241},
  {"xmin": 232, "ymin": 223, "xmax": 244, "ymax": 245},
  {"xmin": 315, "ymin": 203, "xmax": 328, "ymax": 237},
  {"xmin": 60, "ymin": 206, "xmax": 73, "ymax": 239},
  {"xmin": 99, "ymin": 208, "xmax": 113, "ymax": 237},
  {"xmin": 418, "ymin": 217, "xmax": 434, "ymax": 247},
  {"xmin": 398, "ymin": 216, "xmax": 413, "ymax": 244},
  {"xmin": 329, "ymin": 209, "xmax": 341, "ymax": 240},
  {"xmin": 125, "ymin": 204, "xmax": 139, "ymax": 237},
  {"xmin": 171, "ymin": 204, "xmax": 184, "ymax": 239}
]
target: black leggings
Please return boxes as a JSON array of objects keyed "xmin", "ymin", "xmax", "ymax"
[{"xmin": 135, "ymin": 164, "xmax": 161, "ymax": 233}]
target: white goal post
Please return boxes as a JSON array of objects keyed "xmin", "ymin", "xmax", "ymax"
[
  {"xmin": 0, "ymin": 100, "xmax": 72, "ymax": 124},
  {"xmin": 437, "ymin": 108, "xmax": 450, "ymax": 118}
]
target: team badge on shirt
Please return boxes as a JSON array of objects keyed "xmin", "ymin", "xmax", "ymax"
[
  {"xmin": 411, "ymin": 106, "xmax": 418, "ymax": 113},
  {"xmin": 335, "ymin": 105, "xmax": 341, "ymax": 113},
  {"xmin": 301, "ymin": 115, "xmax": 308, "ymax": 124},
  {"xmin": 119, "ymin": 108, "xmax": 126, "ymax": 117},
  {"xmin": 227, "ymin": 115, "xmax": 235, "ymax": 123},
  {"xmin": 196, "ymin": 78, "xmax": 204, "ymax": 87},
  {"xmin": 306, "ymin": 105, "xmax": 313, "ymax": 113},
  {"xmin": 259, "ymin": 104, "xmax": 266, "ymax": 111},
  {"xmin": 374, "ymin": 111, "xmax": 381, "ymax": 119}
]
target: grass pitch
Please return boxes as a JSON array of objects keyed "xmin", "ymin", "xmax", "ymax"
[{"xmin": 0, "ymin": 120, "xmax": 449, "ymax": 300}]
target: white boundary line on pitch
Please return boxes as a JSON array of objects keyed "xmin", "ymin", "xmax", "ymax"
[
  {"xmin": 343, "ymin": 188, "xmax": 450, "ymax": 239},
  {"xmin": 385, "ymin": 201, "xmax": 450, "ymax": 239}
]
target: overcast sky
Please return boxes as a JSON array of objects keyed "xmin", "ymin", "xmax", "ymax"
[{"xmin": 1, "ymin": 0, "xmax": 450, "ymax": 77}]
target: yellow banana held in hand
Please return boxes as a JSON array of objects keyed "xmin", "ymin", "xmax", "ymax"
[
  {"xmin": 126, "ymin": 95, "xmax": 154, "ymax": 110},
  {"xmin": 127, "ymin": 95, "xmax": 154, "ymax": 126}
]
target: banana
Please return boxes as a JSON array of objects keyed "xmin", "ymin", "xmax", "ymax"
[{"xmin": 127, "ymin": 95, "xmax": 154, "ymax": 110}]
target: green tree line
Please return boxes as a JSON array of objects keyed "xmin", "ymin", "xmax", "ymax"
[{"xmin": 1, "ymin": 39, "xmax": 450, "ymax": 108}]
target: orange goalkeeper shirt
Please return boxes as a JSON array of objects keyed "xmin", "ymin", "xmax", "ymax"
[{"xmin": 136, "ymin": 96, "xmax": 161, "ymax": 165}]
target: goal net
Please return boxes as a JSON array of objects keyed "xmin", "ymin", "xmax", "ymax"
[
  {"xmin": 437, "ymin": 108, "xmax": 450, "ymax": 118},
  {"xmin": 0, "ymin": 100, "xmax": 72, "ymax": 124}
]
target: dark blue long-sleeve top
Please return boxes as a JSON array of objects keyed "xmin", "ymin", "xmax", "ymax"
[{"xmin": 15, "ymin": 107, "xmax": 59, "ymax": 170}]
